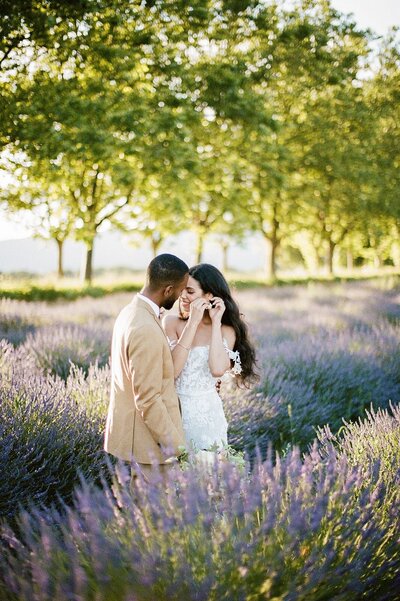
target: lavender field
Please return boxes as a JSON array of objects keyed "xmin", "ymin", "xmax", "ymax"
[{"xmin": 1, "ymin": 279, "xmax": 400, "ymax": 600}]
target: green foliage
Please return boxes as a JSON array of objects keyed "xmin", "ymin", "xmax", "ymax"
[
  {"xmin": 1, "ymin": 0, "xmax": 399, "ymax": 282},
  {"xmin": 1, "ymin": 271, "xmax": 400, "ymax": 301},
  {"xmin": 0, "ymin": 282, "xmax": 141, "ymax": 302}
]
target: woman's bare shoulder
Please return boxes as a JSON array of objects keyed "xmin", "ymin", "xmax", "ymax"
[
  {"xmin": 222, "ymin": 324, "xmax": 236, "ymax": 349},
  {"xmin": 162, "ymin": 313, "xmax": 185, "ymax": 336},
  {"xmin": 162, "ymin": 313, "xmax": 181, "ymax": 325}
]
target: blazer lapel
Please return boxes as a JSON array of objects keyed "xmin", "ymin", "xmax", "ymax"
[{"xmin": 135, "ymin": 296, "xmax": 168, "ymax": 340}]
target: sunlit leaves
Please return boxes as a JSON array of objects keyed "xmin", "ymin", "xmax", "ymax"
[{"xmin": 1, "ymin": 1, "xmax": 399, "ymax": 280}]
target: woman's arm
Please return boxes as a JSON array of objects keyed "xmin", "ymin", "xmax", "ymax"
[{"xmin": 208, "ymin": 298, "xmax": 234, "ymax": 377}]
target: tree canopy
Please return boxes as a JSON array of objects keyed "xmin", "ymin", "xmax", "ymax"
[{"xmin": 1, "ymin": 0, "xmax": 399, "ymax": 281}]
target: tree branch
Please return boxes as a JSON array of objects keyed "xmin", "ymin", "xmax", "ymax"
[{"xmin": 96, "ymin": 190, "xmax": 133, "ymax": 227}]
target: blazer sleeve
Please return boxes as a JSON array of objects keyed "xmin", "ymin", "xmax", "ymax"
[{"xmin": 128, "ymin": 323, "xmax": 184, "ymax": 454}]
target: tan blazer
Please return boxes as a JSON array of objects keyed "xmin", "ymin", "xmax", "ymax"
[{"xmin": 104, "ymin": 296, "xmax": 186, "ymax": 463}]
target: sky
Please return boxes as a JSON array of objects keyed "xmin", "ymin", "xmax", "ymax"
[
  {"xmin": 330, "ymin": 0, "xmax": 400, "ymax": 36},
  {"xmin": 1, "ymin": 0, "xmax": 400, "ymax": 241}
]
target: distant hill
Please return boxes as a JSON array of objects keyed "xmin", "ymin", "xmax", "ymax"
[
  {"xmin": 0, "ymin": 231, "xmax": 154, "ymax": 276},
  {"xmin": 0, "ymin": 230, "xmax": 265, "ymax": 275}
]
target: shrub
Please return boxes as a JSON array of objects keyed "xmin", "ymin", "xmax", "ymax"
[
  {"xmin": 317, "ymin": 401, "xmax": 400, "ymax": 488},
  {"xmin": 227, "ymin": 321, "xmax": 400, "ymax": 455},
  {"xmin": 21, "ymin": 324, "xmax": 111, "ymax": 380},
  {"xmin": 0, "ymin": 283, "xmax": 142, "ymax": 302},
  {"xmin": 0, "ymin": 299, "xmax": 39, "ymax": 345},
  {"xmin": 0, "ymin": 341, "xmax": 110, "ymax": 522}
]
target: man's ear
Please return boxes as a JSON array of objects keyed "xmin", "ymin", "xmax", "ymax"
[{"xmin": 163, "ymin": 284, "xmax": 174, "ymax": 298}]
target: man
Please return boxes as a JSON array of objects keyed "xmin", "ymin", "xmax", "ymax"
[{"xmin": 104, "ymin": 253, "xmax": 189, "ymax": 487}]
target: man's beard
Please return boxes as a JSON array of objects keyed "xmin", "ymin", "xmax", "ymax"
[{"xmin": 162, "ymin": 297, "xmax": 176, "ymax": 310}]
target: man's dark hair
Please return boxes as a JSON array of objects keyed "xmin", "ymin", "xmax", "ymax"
[{"xmin": 147, "ymin": 254, "xmax": 188, "ymax": 290}]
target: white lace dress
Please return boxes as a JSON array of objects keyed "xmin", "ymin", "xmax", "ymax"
[{"xmin": 173, "ymin": 341, "xmax": 241, "ymax": 452}]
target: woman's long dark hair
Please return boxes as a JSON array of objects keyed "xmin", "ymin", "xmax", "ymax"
[{"xmin": 181, "ymin": 263, "xmax": 258, "ymax": 387}]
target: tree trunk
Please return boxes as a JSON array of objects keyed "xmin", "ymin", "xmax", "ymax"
[
  {"xmin": 311, "ymin": 241, "xmax": 325, "ymax": 274},
  {"xmin": 346, "ymin": 250, "xmax": 353, "ymax": 271},
  {"xmin": 264, "ymin": 236, "xmax": 279, "ymax": 281},
  {"xmin": 392, "ymin": 226, "xmax": 400, "ymax": 267},
  {"xmin": 327, "ymin": 239, "xmax": 336, "ymax": 275},
  {"xmin": 264, "ymin": 214, "xmax": 279, "ymax": 281},
  {"xmin": 221, "ymin": 241, "xmax": 229, "ymax": 272},
  {"xmin": 82, "ymin": 242, "xmax": 94, "ymax": 284},
  {"xmin": 56, "ymin": 238, "xmax": 64, "ymax": 278},
  {"xmin": 151, "ymin": 233, "xmax": 162, "ymax": 257},
  {"xmin": 392, "ymin": 243, "xmax": 400, "ymax": 268},
  {"xmin": 196, "ymin": 231, "xmax": 204, "ymax": 264}
]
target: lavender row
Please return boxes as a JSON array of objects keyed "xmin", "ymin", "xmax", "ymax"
[
  {"xmin": 0, "ymin": 282, "xmax": 399, "ymax": 518},
  {"xmin": 0, "ymin": 282, "xmax": 399, "ymax": 598},
  {"xmin": 0, "ymin": 341, "xmax": 111, "ymax": 521},
  {"xmin": 226, "ymin": 320, "xmax": 400, "ymax": 455},
  {"xmin": 1, "ymin": 403, "xmax": 399, "ymax": 600}
]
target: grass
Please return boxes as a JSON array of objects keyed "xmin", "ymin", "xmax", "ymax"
[{"xmin": 1, "ymin": 267, "xmax": 399, "ymax": 301}]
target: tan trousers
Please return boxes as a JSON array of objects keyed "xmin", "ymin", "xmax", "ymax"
[{"xmin": 130, "ymin": 462, "xmax": 178, "ymax": 497}]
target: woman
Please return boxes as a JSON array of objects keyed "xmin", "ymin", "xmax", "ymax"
[{"xmin": 163, "ymin": 263, "xmax": 257, "ymax": 453}]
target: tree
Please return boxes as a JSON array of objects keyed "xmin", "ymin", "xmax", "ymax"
[
  {"xmin": 231, "ymin": 0, "xmax": 370, "ymax": 279},
  {"xmin": 2, "ymin": 157, "xmax": 76, "ymax": 277},
  {"xmin": 364, "ymin": 32, "xmax": 400, "ymax": 265},
  {"xmin": 3, "ymin": 1, "xmax": 200, "ymax": 281},
  {"xmin": 213, "ymin": 209, "xmax": 249, "ymax": 272},
  {"xmin": 111, "ymin": 171, "xmax": 186, "ymax": 258},
  {"xmin": 174, "ymin": 121, "xmax": 252, "ymax": 264},
  {"xmin": 0, "ymin": 0, "xmax": 91, "ymax": 148},
  {"xmin": 4, "ymin": 0, "xmax": 268, "ymax": 281},
  {"xmin": 298, "ymin": 70, "xmax": 385, "ymax": 274}
]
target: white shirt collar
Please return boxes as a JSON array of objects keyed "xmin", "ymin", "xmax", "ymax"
[{"xmin": 137, "ymin": 293, "xmax": 160, "ymax": 318}]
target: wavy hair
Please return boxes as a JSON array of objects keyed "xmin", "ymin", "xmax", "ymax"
[{"xmin": 181, "ymin": 263, "xmax": 258, "ymax": 386}]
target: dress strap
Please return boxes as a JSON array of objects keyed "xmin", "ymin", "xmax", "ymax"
[{"xmin": 167, "ymin": 337, "xmax": 178, "ymax": 350}]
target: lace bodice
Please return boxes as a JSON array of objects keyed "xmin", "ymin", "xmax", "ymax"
[
  {"xmin": 173, "ymin": 338, "xmax": 241, "ymax": 394},
  {"xmin": 175, "ymin": 345, "xmax": 218, "ymax": 395}
]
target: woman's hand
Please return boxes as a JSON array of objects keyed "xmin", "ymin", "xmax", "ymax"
[
  {"xmin": 208, "ymin": 297, "xmax": 225, "ymax": 324},
  {"xmin": 188, "ymin": 297, "xmax": 212, "ymax": 326}
]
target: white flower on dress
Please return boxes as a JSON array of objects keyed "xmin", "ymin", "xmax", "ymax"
[{"xmin": 224, "ymin": 344, "xmax": 242, "ymax": 375}]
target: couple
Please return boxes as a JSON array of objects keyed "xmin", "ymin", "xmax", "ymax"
[{"xmin": 104, "ymin": 253, "xmax": 256, "ymax": 487}]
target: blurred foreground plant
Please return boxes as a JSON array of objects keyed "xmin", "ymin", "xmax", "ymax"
[{"xmin": 1, "ymin": 404, "xmax": 399, "ymax": 601}]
